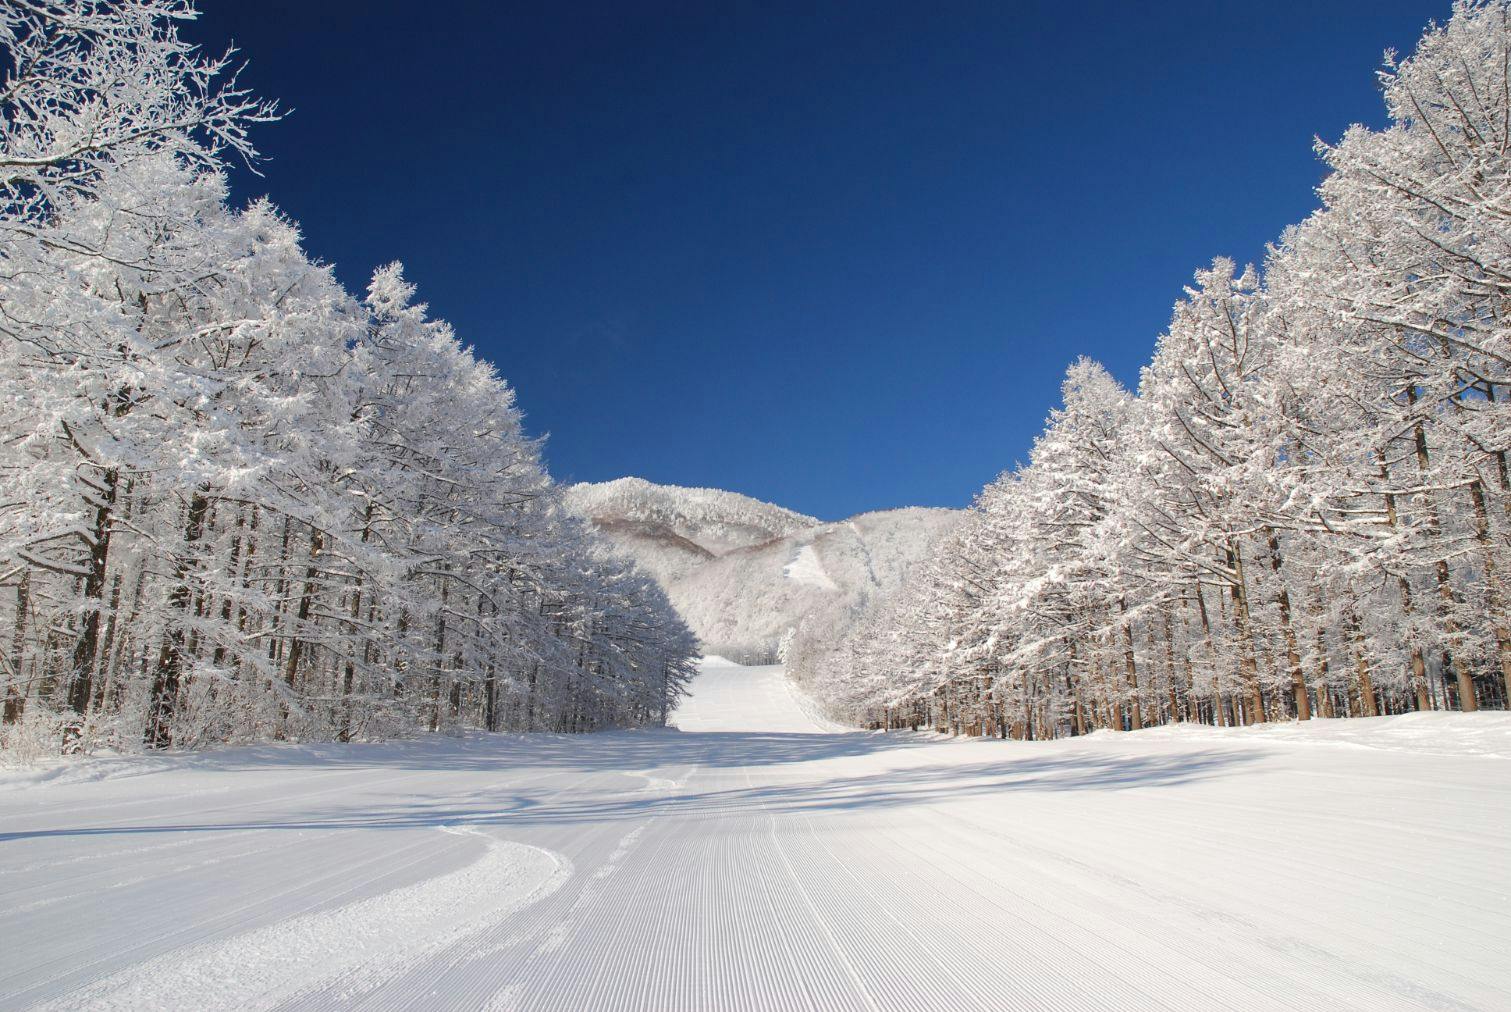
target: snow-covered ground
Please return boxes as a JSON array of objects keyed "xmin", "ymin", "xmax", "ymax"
[{"xmin": 3, "ymin": 661, "xmax": 1509, "ymax": 1010}]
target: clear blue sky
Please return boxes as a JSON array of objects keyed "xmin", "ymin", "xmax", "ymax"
[{"xmin": 190, "ymin": 1, "xmax": 1436, "ymax": 520}]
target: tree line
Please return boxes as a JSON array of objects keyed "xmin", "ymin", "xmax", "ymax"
[
  {"xmin": 793, "ymin": 1, "xmax": 1511, "ymax": 736},
  {"xmin": 0, "ymin": 0, "xmax": 698, "ymax": 755}
]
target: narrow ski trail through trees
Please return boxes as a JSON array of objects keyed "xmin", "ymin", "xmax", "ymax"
[{"xmin": 2, "ymin": 658, "xmax": 1509, "ymax": 1010}]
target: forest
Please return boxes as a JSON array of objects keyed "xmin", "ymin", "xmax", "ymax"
[
  {"xmin": 8, "ymin": 0, "xmax": 1511, "ymax": 759},
  {"xmin": 793, "ymin": 0, "xmax": 1511, "ymax": 736},
  {"xmin": 0, "ymin": 0, "xmax": 700, "ymax": 756}
]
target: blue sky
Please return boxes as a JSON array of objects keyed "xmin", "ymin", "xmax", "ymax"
[{"xmin": 192, "ymin": 1, "xmax": 1435, "ymax": 520}]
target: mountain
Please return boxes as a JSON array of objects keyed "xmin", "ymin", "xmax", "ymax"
[
  {"xmin": 562, "ymin": 477, "xmax": 817, "ymax": 585},
  {"xmin": 563, "ymin": 478, "xmax": 960, "ymax": 662}
]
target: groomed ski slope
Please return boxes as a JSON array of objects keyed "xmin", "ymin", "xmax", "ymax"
[{"xmin": 2, "ymin": 659, "xmax": 1510, "ymax": 1010}]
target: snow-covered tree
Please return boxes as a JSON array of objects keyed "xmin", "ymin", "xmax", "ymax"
[
  {"xmin": 807, "ymin": 1, "xmax": 1511, "ymax": 734},
  {"xmin": 0, "ymin": 1, "xmax": 697, "ymax": 755}
]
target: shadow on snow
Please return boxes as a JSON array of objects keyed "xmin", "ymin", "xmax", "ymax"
[{"xmin": 0, "ymin": 730, "xmax": 1258, "ymax": 843}]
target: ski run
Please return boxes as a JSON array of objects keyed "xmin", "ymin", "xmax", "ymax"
[
  {"xmin": 5, "ymin": 2, "xmax": 1511, "ymax": 1009},
  {"xmin": 3, "ymin": 657, "xmax": 1508, "ymax": 1011}
]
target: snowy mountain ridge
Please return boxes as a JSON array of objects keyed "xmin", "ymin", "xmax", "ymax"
[
  {"xmin": 563, "ymin": 477, "xmax": 818, "ymax": 555},
  {"xmin": 564, "ymin": 478, "xmax": 961, "ymax": 662}
]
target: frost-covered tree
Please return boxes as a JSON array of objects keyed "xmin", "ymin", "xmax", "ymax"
[
  {"xmin": 804, "ymin": 1, "xmax": 1511, "ymax": 734},
  {"xmin": 0, "ymin": 1, "xmax": 697, "ymax": 754}
]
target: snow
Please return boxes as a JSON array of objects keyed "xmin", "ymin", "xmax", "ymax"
[
  {"xmin": 3, "ymin": 660, "xmax": 1509, "ymax": 1010},
  {"xmin": 782, "ymin": 544, "xmax": 839, "ymax": 591},
  {"xmin": 672, "ymin": 659, "xmax": 844, "ymax": 734},
  {"xmin": 670, "ymin": 507, "xmax": 960, "ymax": 662},
  {"xmin": 566, "ymin": 477, "xmax": 960, "ymax": 663},
  {"xmin": 564, "ymin": 478, "xmax": 818, "ymax": 557}
]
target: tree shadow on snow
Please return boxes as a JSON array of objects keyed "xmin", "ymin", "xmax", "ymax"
[
  {"xmin": 0, "ymin": 738, "xmax": 1258, "ymax": 844},
  {"xmin": 69, "ymin": 726, "xmax": 937, "ymax": 776}
]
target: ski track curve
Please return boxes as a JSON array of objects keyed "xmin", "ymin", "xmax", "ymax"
[
  {"xmin": 36, "ymin": 826, "xmax": 566, "ymax": 1012},
  {"xmin": 3, "ymin": 658, "xmax": 1509, "ymax": 1010}
]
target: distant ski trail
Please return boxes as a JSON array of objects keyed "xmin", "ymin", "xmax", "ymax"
[
  {"xmin": 3, "ymin": 659, "xmax": 1509, "ymax": 1010},
  {"xmin": 783, "ymin": 543, "xmax": 839, "ymax": 591}
]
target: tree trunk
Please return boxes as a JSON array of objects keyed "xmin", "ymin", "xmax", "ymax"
[
  {"xmin": 430, "ymin": 576, "xmax": 449, "ymax": 733},
  {"xmin": 65, "ymin": 469, "xmax": 118, "ymax": 728},
  {"xmin": 1266, "ymin": 534, "xmax": 1309, "ymax": 721},
  {"xmin": 4, "ymin": 573, "xmax": 30, "ymax": 725},
  {"xmin": 92, "ymin": 570, "xmax": 124, "ymax": 712},
  {"xmin": 283, "ymin": 528, "xmax": 323, "ymax": 688},
  {"xmin": 1468, "ymin": 479, "xmax": 1511, "ymax": 708},
  {"xmin": 1118, "ymin": 597, "xmax": 1142, "ymax": 730},
  {"xmin": 1378, "ymin": 450, "xmax": 1433, "ymax": 711},
  {"xmin": 1227, "ymin": 544, "xmax": 1266, "ymax": 723},
  {"xmin": 1194, "ymin": 580, "xmax": 1219, "ymax": 720},
  {"xmin": 1346, "ymin": 605, "xmax": 1377, "ymax": 718},
  {"xmin": 145, "ymin": 490, "xmax": 210, "ymax": 749},
  {"xmin": 1410, "ymin": 410, "xmax": 1478, "ymax": 712},
  {"xmin": 1313, "ymin": 617, "xmax": 1333, "ymax": 718},
  {"xmin": 1068, "ymin": 640, "xmax": 1086, "ymax": 736}
]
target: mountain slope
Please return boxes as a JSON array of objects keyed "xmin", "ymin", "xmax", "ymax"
[
  {"xmin": 564, "ymin": 477, "xmax": 817, "ymax": 554},
  {"xmin": 565, "ymin": 479, "xmax": 960, "ymax": 662},
  {"xmin": 671, "ymin": 507, "xmax": 958, "ymax": 661}
]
